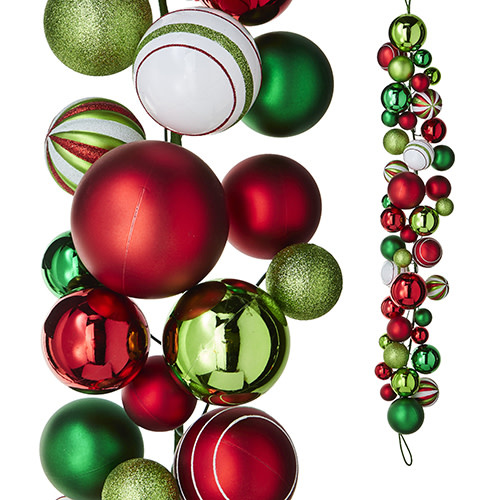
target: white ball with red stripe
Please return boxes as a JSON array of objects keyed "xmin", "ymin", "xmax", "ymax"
[
  {"xmin": 412, "ymin": 377, "xmax": 439, "ymax": 406},
  {"xmin": 411, "ymin": 89, "xmax": 442, "ymax": 119},
  {"xmin": 133, "ymin": 8, "xmax": 262, "ymax": 136},
  {"xmin": 403, "ymin": 140, "xmax": 434, "ymax": 171},
  {"xmin": 384, "ymin": 160, "xmax": 409, "ymax": 182},
  {"xmin": 413, "ymin": 237, "xmax": 442, "ymax": 268}
]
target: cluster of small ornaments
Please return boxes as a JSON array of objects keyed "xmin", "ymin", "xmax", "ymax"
[
  {"xmin": 40, "ymin": 0, "xmax": 342, "ymax": 498},
  {"xmin": 375, "ymin": 5, "xmax": 453, "ymax": 457}
]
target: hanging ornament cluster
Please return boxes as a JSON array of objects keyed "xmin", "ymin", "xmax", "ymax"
[
  {"xmin": 376, "ymin": 0, "xmax": 453, "ymax": 463},
  {"xmin": 40, "ymin": 0, "xmax": 341, "ymax": 498}
]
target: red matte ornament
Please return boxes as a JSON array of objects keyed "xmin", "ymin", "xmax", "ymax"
[
  {"xmin": 122, "ymin": 356, "xmax": 197, "ymax": 432},
  {"xmin": 421, "ymin": 117, "xmax": 447, "ymax": 143},
  {"xmin": 400, "ymin": 225, "xmax": 418, "ymax": 243},
  {"xmin": 381, "ymin": 296, "xmax": 404, "ymax": 318},
  {"xmin": 398, "ymin": 111, "xmax": 417, "ymax": 130},
  {"xmin": 410, "ymin": 73, "xmax": 430, "ymax": 92},
  {"xmin": 413, "ymin": 237, "xmax": 442, "ymax": 268},
  {"xmin": 391, "ymin": 272, "xmax": 427, "ymax": 309},
  {"xmin": 386, "ymin": 316, "xmax": 412, "ymax": 342},
  {"xmin": 201, "ymin": 0, "xmax": 293, "ymax": 25},
  {"xmin": 223, "ymin": 154, "xmax": 321, "ymax": 259},
  {"xmin": 375, "ymin": 362, "xmax": 393, "ymax": 380},
  {"xmin": 380, "ymin": 383, "xmax": 397, "ymax": 401},
  {"xmin": 71, "ymin": 141, "xmax": 228, "ymax": 299},
  {"xmin": 411, "ymin": 326, "xmax": 430, "ymax": 344},
  {"xmin": 426, "ymin": 175, "xmax": 451, "ymax": 201},
  {"xmin": 381, "ymin": 206, "xmax": 406, "ymax": 232},
  {"xmin": 387, "ymin": 172, "xmax": 426, "ymax": 209},
  {"xmin": 377, "ymin": 43, "xmax": 401, "ymax": 70}
]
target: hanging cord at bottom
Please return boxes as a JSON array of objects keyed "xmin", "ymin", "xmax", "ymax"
[{"xmin": 399, "ymin": 434, "xmax": 413, "ymax": 466}]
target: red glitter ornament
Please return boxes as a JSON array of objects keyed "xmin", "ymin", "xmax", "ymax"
[
  {"xmin": 381, "ymin": 206, "xmax": 406, "ymax": 232},
  {"xmin": 381, "ymin": 296, "xmax": 404, "ymax": 318},
  {"xmin": 411, "ymin": 326, "xmax": 430, "ymax": 344},
  {"xmin": 387, "ymin": 316, "xmax": 412, "ymax": 342},
  {"xmin": 380, "ymin": 383, "xmax": 397, "ymax": 401},
  {"xmin": 377, "ymin": 43, "xmax": 401, "ymax": 70},
  {"xmin": 410, "ymin": 73, "xmax": 430, "ymax": 92},
  {"xmin": 201, "ymin": 0, "xmax": 293, "ymax": 25},
  {"xmin": 400, "ymin": 225, "xmax": 418, "ymax": 243},
  {"xmin": 426, "ymin": 175, "xmax": 452, "ymax": 201},
  {"xmin": 375, "ymin": 362, "xmax": 393, "ymax": 380},
  {"xmin": 413, "ymin": 237, "xmax": 442, "ymax": 268},
  {"xmin": 387, "ymin": 172, "xmax": 426, "ymax": 209},
  {"xmin": 421, "ymin": 117, "xmax": 447, "ymax": 143},
  {"xmin": 398, "ymin": 111, "xmax": 417, "ymax": 130},
  {"xmin": 391, "ymin": 272, "xmax": 427, "ymax": 309}
]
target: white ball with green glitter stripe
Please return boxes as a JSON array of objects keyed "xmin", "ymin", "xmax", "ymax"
[
  {"xmin": 133, "ymin": 8, "xmax": 262, "ymax": 136},
  {"xmin": 45, "ymin": 97, "xmax": 146, "ymax": 194},
  {"xmin": 403, "ymin": 139, "xmax": 435, "ymax": 171}
]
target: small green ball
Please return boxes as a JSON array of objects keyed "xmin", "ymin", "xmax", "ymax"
[
  {"xmin": 388, "ymin": 55, "xmax": 414, "ymax": 82},
  {"xmin": 410, "ymin": 206, "xmax": 439, "ymax": 235},
  {"xmin": 381, "ymin": 83, "xmax": 412, "ymax": 113},
  {"xmin": 432, "ymin": 145, "xmax": 455, "ymax": 171},
  {"xmin": 379, "ymin": 334, "xmax": 393, "ymax": 349},
  {"xmin": 424, "ymin": 66, "xmax": 441, "ymax": 85},
  {"xmin": 436, "ymin": 197, "xmax": 454, "ymax": 216},
  {"xmin": 391, "ymin": 367, "xmax": 420, "ymax": 397},
  {"xmin": 393, "ymin": 248, "xmax": 412, "ymax": 268},
  {"xmin": 412, "ymin": 344, "xmax": 441, "ymax": 374},
  {"xmin": 384, "ymin": 342, "xmax": 409, "ymax": 369},
  {"xmin": 415, "ymin": 308, "xmax": 432, "ymax": 326},
  {"xmin": 412, "ymin": 49, "xmax": 432, "ymax": 68},
  {"xmin": 389, "ymin": 14, "xmax": 427, "ymax": 52},
  {"xmin": 382, "ymin": 110, "xmax": 399, "ymax": 127},
  {"xmin": 380, "ymin": 235, "xmax": 406, "ymax": 260},
  {"xmin": 382, "ymin": 194, "xmax": 392, "ymax": 208},
  {"xmin": 383, "ymin": 129, "xmax": 410, "ymax": 155},
  {"xmin": 387, "ymin": 397, "xmax": 425, "ymax": 434}
]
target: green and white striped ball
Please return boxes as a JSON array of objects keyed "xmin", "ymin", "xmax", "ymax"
[
  {"xmin": 411, "ymin": 89, "xmax": 442, "ymax": 119},
  {"xmin": 45, "ymin": 98, "xmax": 146, "ymax": 194},
  {"xmin": 403, "ymin": 139, "xmax": 434, "ymax": 171},
  {"xmin": 384, "ymin": 160, "xmax": 409, "ymax": 182},
  {"xmin": 133, "ymin": 8, "xmax": 262, "ymax": 136},
  {"xmin": 412, "ymin": 377, "xmax": 439, "ymax": 407},
  {"xmin": 426, "ymin": 274, "xmax": 449, "ymax": 300}
]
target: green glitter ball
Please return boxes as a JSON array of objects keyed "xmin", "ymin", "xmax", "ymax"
[
  {"xmin": 383, "ymin": 342, "xmax": 409, "ymax": 369},
  {"xmin": 383, "ymin": 129, "xmax": 409, "ymax": 155},
  {"xmin": 266, "ymin": 243, "xmax": 342, "ymax": 320},
  {"xmin": 393, "ymin": 248, "xmax": 412, "ymax": 268},
  {"xmin": 436, "ymin": 197, "xmax": 454, "ymax": 216},
  {"xmin": 415, "ymin": 308, "xmax": 432, "ymax": 326},
  {"xmin": 387, "ymin": 397, "xmax": 424, "ymax": 434},
  {"xmin": 102, "ymin": 459, "xmax": 180, "ymax": 500},
  {"xmin": 44, "ymin": 0, "xmax": 153, "ymax": 76}
]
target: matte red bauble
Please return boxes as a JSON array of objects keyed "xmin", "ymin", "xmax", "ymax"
[
  {"xmin": 426, "ymin": 175, "xmax": 451, "ymax": 201},
  {"xmin": 411, "ymin": 326, "xmax": 430, "ymax": 344},
  {"xmin": 71, "ymin": 141, "xmax": 228, "ymax": 298},
  {"xmin": 375, "ymin": 362, "xmax": 393, "ymax": 380},
  {"xmin": 413, "ymin": 237, "xmax": 442, "ymax": 267},
  {"xmin": 122, "ymin": 356, "xmax": 197, "ymax": 432},
  {"xmin": 387, "ymin": 172, "xmax": 425, "ymax": 209},
  {"xmin": 386, "ymin": 316, "xmax": 412, "ymax": 342},
  {"xmin": 391, "ymin": 272, "xmax": 427, "ymax": 309},
  {"xmin": 201, "ymin": 0, "xmax": 293, "ymax": 25},
  {"xmin": 410, "ymin": 73, "xmax": 430, "ymax": 92},
  {"xmin": 380, "ymin": 206, "xmax": 406, "ymax": 232},
  {"xmin": 398, "ymin": 111, "xmax": 417, "ymax": 130},
  {"xmin": 421, "ymin": 118, "xmax": 447, "ymax": 143},
  {"xmin": 380, "ymin": 383, "xmax": 397, "ymax": 401},
  {"xmin": 377, "ymin": 43, "xmax": 401, "ymax": 70},
  {"xmin": 400, "ymin": 224, "xmax": 418, "ymax": 243},
  {"xmin": 223, "ymin": 154, "xmax": 321, "ymax": 259},
  {"xmin": 381, "ymin": 296, "xmax": 404, "ymax": 318},
  {"xmin": 42, "ymin": 288, "xmax": 149, "ymax": 393},
  {"xmin": 173, "ymin": 407, "xmax": 298, "ymax": 500}
]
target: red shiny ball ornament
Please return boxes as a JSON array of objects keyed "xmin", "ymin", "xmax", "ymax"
[
  {"xmin": 381, "ymin": 296, "xmax": 404, "ymax": 318},
  {"xmin": 400, "ymin": 224, "xmax": 418, "ymax": 243},
  {"xmin": 421, "ymin": 118, "xmax": 447, "ymax": 143},
  {"xmin": 387, "ymin": 172, "xmax": 426, "ymax": 209},
  {"xmin": 391, "ymin": 272, "xmax": 427, "ymax": 309},
  {"xmin": 71, "ymin": 141, "xmax": 228, "ymax": 298},
  {"xmin": 413, "ymin": 237, "xmax": 443, "ymax": 268},
  {"xmin": 375, "ymin": 362, "xmax": 393, "ymax": 380},
  {"xmin": 411, "ymin": 326, "xmax": 430, "ymax": 344},
  {"xmin": 201, "ymin": 0, "xmax": 292, "ymax": 25},
  {"xmin": 223, "ymin": 154, "xmax": 321, "ymax": 259},
  {"xmin": 426, "ymin": 175, "xmax": 452, "ymax": 201},
  {"xmin": 380, "ymin": 383, "xmax": 397, "ymax": 401},
  {"xmin": 386, "ymin": 316, "xmax": 412, "ymax": 342},
  {"xmin": 398, "ymin": 111, "xmax": 417, "ymax": 130},
  {"xmin": 174, "ymin": 407, "xmax": 298, "ymax": 500},
  {"xmin": 42, "ymin": 288, "xmax": 149, "ymax": 393},
  {"xmin": 410, "ymin": 73, "xmax": 430, "ymax": 92},
  {"xmin": 377, "ymin": 43, "xmax": 401, "ymax": 70},
  {"xmin": 122, "ymin": 356, "xmax": 197, "ymax": 432},
  {"xmin": 380, "ymin": 206, "xmax": 406, "ymax": 232}
]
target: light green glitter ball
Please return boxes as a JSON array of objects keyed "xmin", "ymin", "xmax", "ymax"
[
  {"xmin": 102, "ymin": 459, "xmax": 180, "ymax": 500},
  {"xmin": 44, "ymin": 0, "xmax": 153, "ymax": 76},
  {"xmin": 266, "ymin": 243, "xmax": 342, "ymax": 320},
  {"xmin": 383, "ymin": 342, "xmax": 410, "ymax": 369},
  {"xmin": 383, "ymin": 129, "xmax": 409, "ymax": 155},
  {"xmin": 436, "ymin": 197, "xmax": 454, "ymax": 216},
  {"xmin": 393, "ymin": 248, "xmax": 412, "ymax": 267}
]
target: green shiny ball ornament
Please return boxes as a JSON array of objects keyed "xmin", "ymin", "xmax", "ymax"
[
  {"xmin": 389, "ymin": 14, "xmax": 427, "ymax": 52},
  {"xmin": 415, "ymin": 308, "xmax": 432, "ymax": 326},
  {"xmin": 432, "ymin": 145, "xmax": 455, "ymax": 171},
  {"xmin": 102, "ymin": 459, "xmax": 180, "ymax": 500},
  {"xmin": 382, "ymin": 194, "xmax": 392, "ymax": 208},
  {"xmin": 393, "ymin": 248, "xmax": 412, "ymax": 268},
  {"xmin": 40, "ymin": 399, "xmax": 144, "ymax": 500},
  {"xmin": 436, "ymin": 197, "xmax": 454, "ymax": 216},
  {"xmin": 380, "ymin": 235, "xmax": 406, "ymax": 260},
  {"xmin": 44, "ymin": 0, "xmax": 153, "ymax": 75},
  {"xmin": 383, "ymin": 342, "xmax": 409, "ymax": 369},
  {"xmin": 424, "ymin": 66, "xmax": 441, "ymax": 85},
  {"xmin": 381, "ymin": 83, "xmax": 412, "ymax": 113},
  {"xmin": 412, "ymin": 49, "xmax": 432, "ymax": 68},
  {"xmin": 387, "ymin": 397, "xmax": 425, "ymax": 434},
  {"xmin": 266, "ymin": 243, "xmax": 342, "ymax": 320},
  {"xmin": 391, "ymin": 367, "xmax": 420, "ymax": 397},
  {"xmin": 382, "ymin": 110, "xmax": 399, "ymax": 127},
  {"xmin": 379, "ymin": 334, "xmax": 393, "ymax": 349},
  {"xmin": 410, "ymin": 206, "xmax": 440, "ymax": 235},
  {"xmin": 412, "ymin": 344, "xmax": 441, "ymax": 374},
  {"xmin": 383, "ymin": 129, "xmax": 410, "ymax": 155},
  {"xmin": 388, "ymin": 55, "xmax": 414, "ymax": 82},
  {"xmin": 242, "ymin": 31, "xmax": 333, "ymax": 137}
]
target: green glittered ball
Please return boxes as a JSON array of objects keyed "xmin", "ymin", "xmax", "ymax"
[
  {"xmin": 266, "ymin": 243, "xmax": 342, "ymax": 320},
  {"xmin": 383, "ymin": 129, "xmax": 409, "ymax": 155},
  {"xmin": 432, "ymin": 145, "xmax": 455, "ymax": 171},
  {"xmin": 381, "ymin": 83, "xmax": 412, "ymax": 113},
  {"xmin": 383, "ymin": 342, "xmax": 409, "ymax": 369},
  {"xmin": 412, "ymin": 344, "xmax": 441, "ymax": 374},
  {"xmin": 389, "ymin": 14, "xmax": 427, "ymax": 52},
  {"xmin": 388, "ymin": 55, "xmax": 414, "ymax": 82},
  {"xmin": 380, "ymin": 235, "xmax": 406, "ymax": 260},
  {"xmin": 415, "ymin": 308, "xmax": 432, "ymax": 326},
  {"xmin": 44, "ymin": 0, "xmax": 153, "ymax": 75},
  {"xmin": 102, "ymin": 459, "xmax": 180, "ymax": 500},
  {"xmin": 436, "ymin": 197, "xmax": 454, "ymax": 216},
  {"xmin": 393, "ymin": 248, "xmax": 412, "ymax": 268},
  {"xmin": 391, "ymin": 367, "xmax": 420, "ymax": 397},
  {"xmin": 387, "ymin": 397, "xmax": 425, "ymax": 434}
]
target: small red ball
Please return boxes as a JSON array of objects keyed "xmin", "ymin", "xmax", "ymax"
[
  {"xmin": 223, "ymin": 154, "xmax": 321, "ymax": 259},
  {"xmin": 426, "ymin": 175, "xmax": 452, "ymax": 201},
  {"xmin": 388, "ymin": 172, "xmax": 426, "ymax": 209},
  {"xmin": 421, "ymin": 118, "xmax": 447, "ymax": 143},
  {"xmin": 380, "ymin": 207, "xmax": 406, "ymax": 232},
  {"xmin": 391, "ymin": 272, "xmax": 427, "ymax": 309},
  {"xmin": 381, "ymin": 296, "xmax": 404, "ymax": 318},
  {"xmin": 380, "ymin": 383, "xmax": 397, "ymax": 401},
  {"xmin": 377, "ymin": 43, "xmax": 401, "ymax": 70},
  {"xmin": 413, "ymin": 237, "xmax": 443, "ymax": 268},
  {"xmin": 201, "ymin": 0, "xmax": 292, "ymax": 25},
  {"xmin": 387, "ymin": 316, "xmax": 412, "ymax": 342},
  {"xmin": 400, "ymin": 225, "xmax": 418, "ymax": 243},
  {"xmin": 411, "ymin": 326, "xmax": 430, "ymax": 344},
  {"xmin": 398, "ymin": 111, "xmax": 417, "ymax": 130},
  {"xmin": 375, "ymin": 362, "xmax": 393, "ymax": 380},
  {"xmin": 410, "ymin": 73, "xmax": 430, "ymax": 92}
]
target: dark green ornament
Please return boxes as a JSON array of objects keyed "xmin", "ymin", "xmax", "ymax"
[
  {"xmin": 389, "ymin": 14, "xmax": 427, "ymax": 52},
  {"xmin": 242, "ymin": 31, "xmax": 333, "ymax": 137},
  {"xmin": 387, "ymin": 397, "xmax": 425, "ymax": 434},
  {"xmin": 412, "ymin": 49, "xmax": 432, "ymax": 68},
  {"xmin": 380, "ymin": 235, "xmax": 406, "ymax": 260},
  {"xmin": 412, "ymin": 344, "xmax": 441, "ymax": 374},
  {"xmin": 415, "ymin": 308, "xmax": 432, "ymax": 326},
  {"xmin": 381, "ymin": 83, "xmax": 412, "ymax": 113},
  {"xmin": 424, "ymin": 67, "xmax": 441, "ymax": 85},
  {"xmin": 432, "ymin": 145, "xmax": 455, "ymax": 171},
  {"xmin": 382, "ymin": 110, "xmax": 399, "ymax": 127},
  {"xmin": 382, "ymin": 194, "xmax": 392, "ymax": 208}
]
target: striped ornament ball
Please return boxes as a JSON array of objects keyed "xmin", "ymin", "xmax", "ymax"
[
  {"xmin": 403, "ymin": 139, "xmax": 434, "ymax": 171},
  {"xmin": 412, "ymin": 377, "xmax": 439, "ymax": 407},
  {"xmin": 133, "ymin": 8, "xmax": 262, "ymax": 136},
  {"xmin": 383, "ymin": 160, "xmax": 409, "ymax": 182},
  {"xmin": 411, "ymin": 89, "xmax": 442, "ymax": 119},
  {"xmin": 45, "ymin": 98, "xmax": 146, "ymax": 194},
  {"xmin": 426, "ymin": 274, "xmax": 449, "ymax": 300}
]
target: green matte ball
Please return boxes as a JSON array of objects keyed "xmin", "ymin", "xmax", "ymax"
[
  {"xmin": 40, "ymin": 399, "xmax": 144, "ymax": 500},
  {"xmin": 383, "ymin": 342, "xmax": 409, "ymax": 369},
  {"xmin": 383, "ymin": 129, "xmax": 409, "ymax": 155},
  {"xmin": 387, "ymin": 397, "xmax": 425, "ymax": 434},
  {"xmin": 412, "ymin": 344, "xmax": 441, "ymax": 374},
  {"xmin": 415, "ymin": 308, "xmax": 432, "ymax": 326},
  {"xmin": 393, "ymin": 248, "xmax": 412, "ymax": 268},
  {"xmin": 382, "ymin": 110, "xmax": 399, "ymax": 127},
  {"xmin": 380, "ymin": 235, "xmax": 406, "ymax": 260},
  {"xmin": 44, "ymin": 0, "xmax": 153, "ymax": 75},
  {"xmin": 436, "ymin": 197, "xmax": 454, "ymax": 216},
  {"xmin": 389, "ymin": 14, "xmax": 427, "ymax": 52},
  {"xmin": 102, "ymin": 459, "xmax": 180, "ymax": 500},
  {"xmin": 266, "ymin": 243, "xmax": 342, "ymax": 320},
  {"xmin": 432, "ymin": 145, "xmax": 455, "ymax": 171},
  {"xmin": 388, "ymin": 55, "xmax": 414, "ymax": 82}
]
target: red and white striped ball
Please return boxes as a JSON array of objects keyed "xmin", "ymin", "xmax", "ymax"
[
  {"xmin": 403, "ymin": 140, "xmax": 434, "ymax": 171},
  {"xmin": 426, "ymin": 274, "xmax": 449, "ymax": 300},
  {"xmin": 377, "ymin": 43, "xmax": 401, "ymax": 70},
  {"xmin": 412, "ymin": 377, "xmax": 439, "ymax": 406},
  {"xmin": 413, "ymin": 237, "xmax": 442, "ymax": 268},
  {"xmin": 411, "ymin": 89, "xmax": 442, "ymax": 119},
  {"xmin": 384, "ymin": 160, "xmax": 409, "ymax": 182},
  {"xmin": 174, "ymin": 407, "xmax": 298, "ymax": 500},
  {"xmin": 45, "ymin": 98, "xmax": 146, "ymax": 194}
]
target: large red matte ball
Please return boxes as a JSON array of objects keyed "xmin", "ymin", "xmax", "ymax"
[
  {"xmin": 387, "ymin": 172, "xmax": 426, "ymax": 209},
  {"xmin": 71, "ymin": 141, "xmax": 228, "ymax": 298},
  {"xmin": 391, "ymin": 272, "xmax": 427, "ymax": 309},
  {"xmin": 122, "ymin": 356, "xmax": 197, "ymax": 432},
  {"xmin": 174, "ymin": 407, "xmax": 298, "ymax": 500},
  {"xmin": 223, "ymin": 154, "xmax": 321, "ymax": 259},
  {"xmin": 386, "ymin": 316, "xmax": 412, "ymax": 342},
  {"xmin": 426, "ymin": 175, "xmax": 451, "ymax": 201}
]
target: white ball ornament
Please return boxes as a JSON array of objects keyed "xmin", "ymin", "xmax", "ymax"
[
  {"xmin": 403, "ymin": 140, "xmax": 435, "ymax": 171},
  {"xmin": 381, "ymin": 260, "xmax": 408, "ymax": 286},
  {"xmin": 133, "ymin": 8, "xmax": 262, "ymax": 136}
]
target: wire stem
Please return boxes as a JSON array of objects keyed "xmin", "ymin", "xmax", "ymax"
[
  {"xmin": 399, "ymin": 434, "xmax": 413, "ymax": 465},
  {"xmin": 159, "ymin": 0, "xmax": 168, "ymax": 16}
]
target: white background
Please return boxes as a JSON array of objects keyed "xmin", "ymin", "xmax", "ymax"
[{"xmin": 1, "ymin": 0, "xmax": 497, "ymax": 498}]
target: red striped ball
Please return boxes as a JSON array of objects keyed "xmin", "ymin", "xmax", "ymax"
[
  {"xmin": 377, "ymin": 43, "xmax": 401, "ymax": 70},
  {"xmin": 413, "ymin": 237, "xmax": 442, "ymax": 268},
  {"xmin": 412, "ymin": 377, "xmax": 439, "ymax": 406}
]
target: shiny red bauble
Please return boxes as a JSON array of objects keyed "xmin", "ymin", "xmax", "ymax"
[
  {"xmin": 71, "ymin": 141, "xmax": 228, "ymax": 298},
  {"xmin": 381, "ymin": 296, "xmax": 404, "ymax": 318},
  {"xmin": 380, "ymin": 206, "xmax": 406, "ymax": 232},
  {"xmin": 400, "ymin": 224, "xmax": 418, "ymax": 243},
  {"xmin": 391, "ymin": 272, "xmax": 427, "ymax": 309},
  {"xmin": 387, "ymin": 172, "xmax": 426, "ymax": 209},
  {"xmin": 42, "ymin": 287, "xmax": 149, "ymax": 393},
  {"xmin": 426, "ymin": 175, "xmax": 451, "ymax": 201},
  {"xmin": 380, "ymin": 383, "xmax": 397, "ymax": 401},
  {"xmin": 411, "ymin": 326, "xmax": 430, "ymax": 344},
  {"xmin": 413, "ymin": 237, "xmax": 443, "ymax": 268},
  {"xmin": 201, "ymin": 0, "xmax": 293, "ymax": 25},
  {"xmin": 223, "ymin": 154, "xmax": 321, "ymax": 259},
  {"xmin": 121, "ymin": 356, "xmax": 197, "ymax": 431},
  {"xmin": 398, "ymin": 111, "xmax": 417, "ymax": 130},
  {"xmin": 174, "ymin": 407, "xmax": 298, "ymax": 500},
  {"xmin": 386, "ymin": 316, "xmax": 412, "ymax": 342},
  {"xmin": 375, "ymin": 362, "xmax": 392, "ymax": 380},
  {"xmin": 377, "ymin": 43, "xmax": 400, "ymax": 70},
  {"xmin": 410, "ymin": 73, "xmax": 430, "ymax": 92},
  {"xmin": 421, "ymin": 118, "xmax": 447, "ymax": 143}
]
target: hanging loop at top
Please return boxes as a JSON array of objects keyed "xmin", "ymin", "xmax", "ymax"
[{"xmin": 405, "ymin": 0, "xmax": 412, "ymax": 14}]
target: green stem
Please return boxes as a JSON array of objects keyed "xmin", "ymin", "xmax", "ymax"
[
  {"xmin": 405, "ymin": 0, "xmax": 411, "ymax": 14},
  {"xmin": 159, "ymin": 0, "xmax": 168, "ymax": 16},
  {"xmin": 256, "ymin": 273, "xmax": 266, "ymax": 287},
  {"xmin": 170, "ymin": 132, "xmax": 183, "ymax": 146},
  {"xmin": 174, "ymin": 425, "xmax": 184, "ymax": 449}
]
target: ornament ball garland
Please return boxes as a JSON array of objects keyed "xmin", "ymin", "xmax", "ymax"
[
  {"xmin": 40, "ymin": 0, "xmax": 342, "ymax": 499},
  {"xmin": 376, "ymin": 0, "xmax": 453, "ymax": 464}
]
